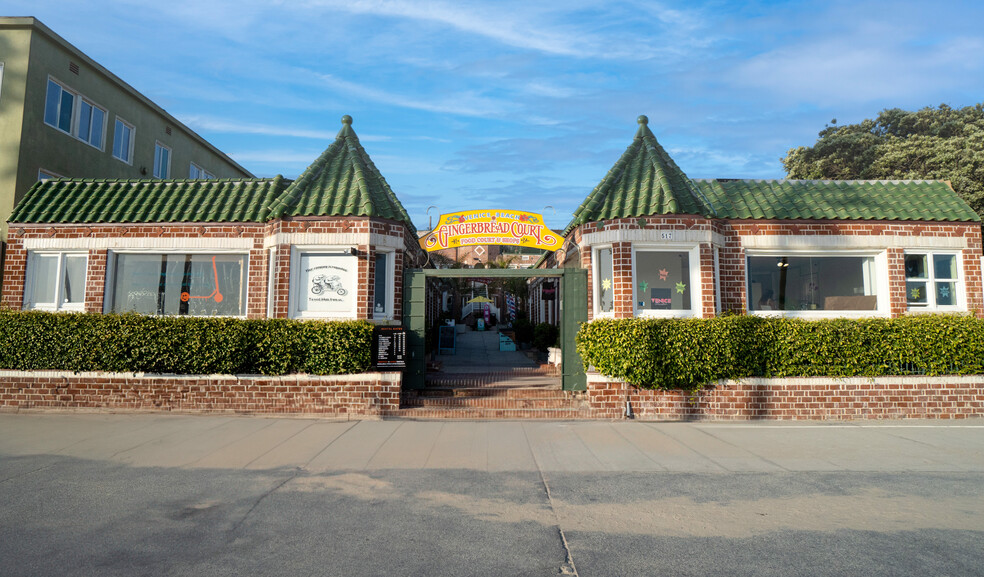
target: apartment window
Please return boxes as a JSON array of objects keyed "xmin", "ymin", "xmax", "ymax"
[
  {"xmin": 594, "ymin": 246, "xmax": 614, "ymax": 315},
  {"xmin": 189, "ymin": 163, "xmax": 214, "ymax": 180},
  {"xmin": 25, "ymin": 252, "xmax": 87, "ymax": 312},
  {"xmin": 77, "ymin": 99, "xmax": 106, "ymax": 148},
  {"xmin": 634, "ymin": 247, "xmax": 699, "ymax": 316},
  {"xmin": 44, "ymin": 78, "xmax": 76, "ymax": 133},
  {"xmin": 747, "ymin": 254, "xmax": 881, "ymax": 314},
  {"xmin": 905, "ymin": 252, "xmax": 961, "ymax": 310},
  {"xmin": 291, "ymin": 248, "xmax": 357, "ymax": 319},
  {"xmin": 112, "ymin": 118, "xmax": 134, "ymax": 164},
  {"xmin": 43, "ymin": 77, "xmax": 106, "ymax": 149},
  {"xmin": 108, "ymin": 253, "xmax": 247, "ymax": 316},
  {"xmin": 153, "ymin": 142, "xmax": 171, "ymax": 178},
  {"xmin": 38, "ymin": 169, "xmax": 63, "ymax": 182}
]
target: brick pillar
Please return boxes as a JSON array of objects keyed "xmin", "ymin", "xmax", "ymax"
[
  {"xmin": 613, "ymin": 241, "xmax": 634, "ymax": 318},
  {"xmin": 887, "ymin": 247, "xmax": 907, "ymax": 317},
  {"xmin": 85, "ymin": 250, "xmax": 108, "ymax": 313},
  {"xmin": 699, "ymin": 243, "xmax": 716, "ymax": 318}
]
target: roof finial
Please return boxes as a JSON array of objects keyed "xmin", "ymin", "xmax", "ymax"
[
  {"xmin": 637, "ymin": 115, "xmax": 649, "ymax": 126},
  {"xmin": 341, "ymin": 115, "xmax": 353, "ymax": 126}
]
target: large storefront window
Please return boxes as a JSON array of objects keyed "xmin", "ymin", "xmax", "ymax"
[
  {"xmin": 594, "ymin": 247, "xmax": 614, "ymax": 314},
  {"xmin": 635, "ymin": 249, "xmax": 693, "ymax": 314},
  {"xmin": 25, "ymin": 252, "xmax": 87, "ymax": 311},
  {"xmin": 906, "ymin": 252, "xmax": 960, "ymax": 310},
  {"xmin": 292, "ymin": 250, "xmax": 358, "ymax": 319},
  {"xmin": 109, "ymin": 253, "xmax": 247, "ymax": 316},
  {"xmin": 747, "ymin": 255, "xmax": 878, "ymax": 313}
]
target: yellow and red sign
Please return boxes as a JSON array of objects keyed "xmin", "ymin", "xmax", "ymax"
[{"xmin": 420, "ymin": 210, "xmax": 561, "ymax": 252}]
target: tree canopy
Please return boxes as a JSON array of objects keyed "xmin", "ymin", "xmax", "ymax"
[{"xmin": 782, "ymin": 103, "xmax": 984, "ymax": 217}]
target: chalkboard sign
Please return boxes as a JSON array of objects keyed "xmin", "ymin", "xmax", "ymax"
[
  {"xmin": 438, "ymin": 325, "xmax": 456, "ymax": 355},
  {"xmin": 373, "ymin": 326, "xmax": 407, "ymax": 369}
]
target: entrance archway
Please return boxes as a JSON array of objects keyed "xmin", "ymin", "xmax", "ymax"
[{"xmin": 403, "ymin": 268, "xmax": 587, "ymax": 391}]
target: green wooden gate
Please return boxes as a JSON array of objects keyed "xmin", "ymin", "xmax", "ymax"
[{"xmin": 402, "ymin": 268, "xmax": 588, "ymax": 391}]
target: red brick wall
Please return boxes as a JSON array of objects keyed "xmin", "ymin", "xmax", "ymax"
[
  {"xmin": 0, "ymin": 371, "xmax": 401, "ymax": 416},
  {"xmin": 587, "ymin": 374, "xmax": 984, "ymax": 420}
]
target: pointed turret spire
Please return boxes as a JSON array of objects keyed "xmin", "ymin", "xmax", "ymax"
[
  {"xmin": 565, "ymin": 115, "xmax": 714, "ymax": 234},
  {"xmin": 267, "ymin": 115, "xmax": 415, "ymax": 232}
]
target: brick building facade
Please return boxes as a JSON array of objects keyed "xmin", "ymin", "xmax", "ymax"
[
  {"xmin": 2, "ymin": 117, "xmax": 423, "ymax": 323},
  {"xmin": 533, "ymin": 116, "xmax": 984, "ymax": 321}
]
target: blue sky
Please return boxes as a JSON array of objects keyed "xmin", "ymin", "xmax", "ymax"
[{"xmin": 7, "ymin": 0, "xmax": 984, "ymax": 230}]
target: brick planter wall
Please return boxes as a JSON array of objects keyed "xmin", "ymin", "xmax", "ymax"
[
  {"xmin": 587, "ymin": 373, "xmax": 984, "ymax": 420},
  {"xmin": 0, "ymin": 371, "xmax": 402, "ymax": 418}
]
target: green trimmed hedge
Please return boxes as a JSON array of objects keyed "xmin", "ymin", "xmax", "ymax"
[
  {"xmin": 0, "ymin": 311, "xmax": 373, "ymax": 375},
  {"xmin": 576, "ymin": 315, "xmax": 984, "ymax": 391}
]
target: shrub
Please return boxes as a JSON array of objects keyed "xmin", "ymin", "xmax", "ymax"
[
  {"xmin": 576, "ymin": 314, "xmax": 984, "ymax": 391},
  {"xmin": 533, "ymin": 323, "xmax": 559, "ymax": 351},
  {"xmin": 0, "ymin": 311, "xmax": 373, "ymax": 375}
]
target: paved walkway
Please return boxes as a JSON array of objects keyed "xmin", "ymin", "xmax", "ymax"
[
  {"xmin": 3, "ymin": 413, "xmax": 983, "ymax": 472},
  {"xmin": 3, "ymin": 413, "xmax": 984, "ymax": 576},
  {"xmin": 434, "ymin": 326, "xmax": 538, "ymax": 374}
]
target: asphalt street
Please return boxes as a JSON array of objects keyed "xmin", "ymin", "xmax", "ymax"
[{"xmin": 1, "ymin": 413, "xmax": 983, "ymax": 576}]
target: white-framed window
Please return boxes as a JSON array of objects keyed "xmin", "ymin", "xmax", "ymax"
[
  {"xmin": 592, "ymin": 245, "xmax": 615, "ymax": 317},
  {"xmin": 106, "ymin": 252, "xmax": 248, "ymax": 316},
  {"xmin": 290, "ymin": 247, "xmax": 358, "ymax": 320},
  {"xmin": 43, "ymin": 77, "xmax": 106, "ymax": 149},
  {"xmin": 373, "ymin": 249, "xmax": 395, "ymax": 319},
  {"xmin": 38, "ymin": 168, "xmax": 64, "ymax": 182},
  {"xmin": 746, "ymin": 251, "xmax": 886, "ymax": 317},
  {"xmin": 153, "ymin": 142, "xmax": 171, "ymax": 178},
  {"xmin": 905, "ymin": 252, "xmax": 962, "ymax": 311},
  {"xmin": 0, "ymin": 62, "xmax": 5, "ymax": 104},
  {"xmin": 189, "ymin": 163, "xmax": 214, "ymax": 180},
  {"xmin": 112, "ymin": 117, "xmax": 135, "ymax": 164},
  {"xmin": 24, "ymin": 252, "xmax": 87, "ymax": 312},
  {"xmin": 633, "ymin": 244, "xmax": 701, "ymax": 317}
]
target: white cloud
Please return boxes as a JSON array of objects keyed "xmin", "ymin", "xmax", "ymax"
[{"xmin": 183, "ymin": 116, "xmax": 391, "ymax": 141}]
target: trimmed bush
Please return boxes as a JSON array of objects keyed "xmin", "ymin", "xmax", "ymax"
[
  {"xmin": 0, "ymin": 311, "xmax": 373, "ymax": 375},
  {"xmin": 576, "ymin": 314, "xmax": 984, "ymax": 391},
  {"xmin": 533, "ymin": 323, "xmax": 559, "ymax": 351}
]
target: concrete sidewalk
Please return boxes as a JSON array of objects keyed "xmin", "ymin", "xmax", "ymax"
[
  {"xmin": 2, "ymin": 413, "xmax": 983, "ymax": 473},
  {"xmin": 3, "ymin": 413, "xmax": 984, "ymax": 577}
]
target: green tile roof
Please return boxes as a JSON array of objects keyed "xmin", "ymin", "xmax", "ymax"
[
  {"xmin": 694, "ymin": 179, "xmax": 980, "ymax": 222},
  {"xmin": 566, "ymin": 115, "xmax": 713, "ymax": 235},
  {"xmin": 563, "ymin": 117, "xmax": 980, "ymax": 233},
  {"xmin": 267, "ymin": 115, "xmax": 416, "ymax": 233},
  {"xmin": 10, "ymin": 177, "xmax": 288, "ymax": 224}
]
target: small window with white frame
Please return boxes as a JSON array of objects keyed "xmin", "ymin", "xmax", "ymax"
[
  {"xmin": 38, "ymin": 169, "xmax": 64, "ymax": 182},
  {"xmin": 634, "ymin": 245, "xmax": 700, "ymax": 317},
  {"xmin": 290, "ymin": 247, "xmax": 359, "ymax": 319},
  {"xmin": 154, "ymin": 142, "xmax": 171, "ymax": 178},
  {"xmin": 373, "ymin": 250, "xmax": 395, "ymax": 319},
  {"xmin": 25, "ymin": 252, "xmax": 88, "ymax": 312},
  {"xmin": 905, "ymin": 252, "xmax": 961, "ymax": 311},
  {"xmin": 112, "ymin": 117, "xmax": 135, "ymax": 164},
  {"xmin": 189, "ymin": 163, "xmax": 214, "ymax": 180},
  {"xmin": 593, "ymin": 246, "xmax": 615, "ymax": 316}
]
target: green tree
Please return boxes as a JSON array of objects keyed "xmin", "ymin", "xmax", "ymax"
[{"xmin": 783, "ymin": 103, "xmax": 984, "ymax": 216}]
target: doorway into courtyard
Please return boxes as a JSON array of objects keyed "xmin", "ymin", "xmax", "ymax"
[{"xmin": 402, "ymin": 268, "xmax": 587, "ymax": 393}]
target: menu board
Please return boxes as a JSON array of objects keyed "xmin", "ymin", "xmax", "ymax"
[{"xmin": 373, "ymin": 326, "xmax": 407, "ymax": 369}]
